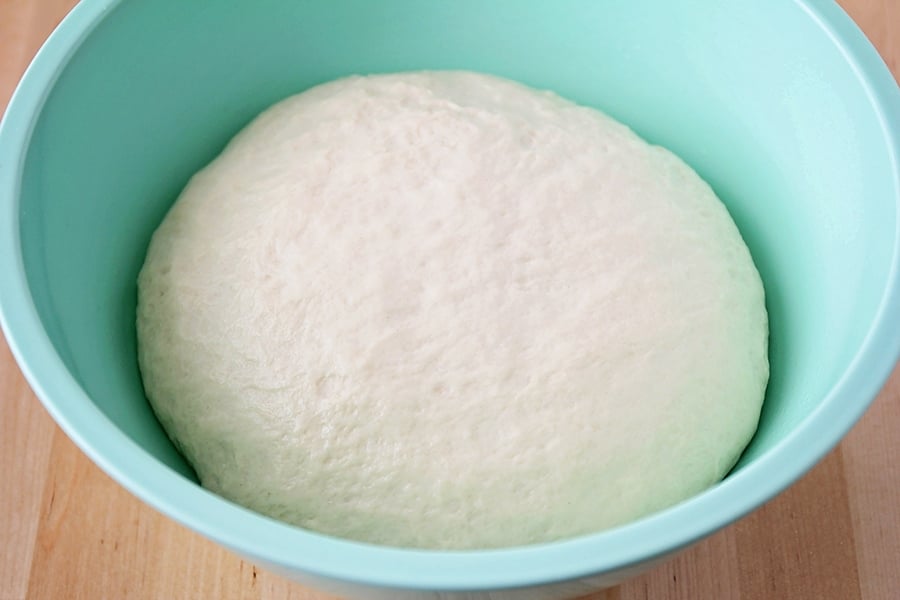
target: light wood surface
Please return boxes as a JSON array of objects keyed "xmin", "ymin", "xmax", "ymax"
[{"xmin": 1, "ymin": 1, "xmax": 899, "ymax": 599}]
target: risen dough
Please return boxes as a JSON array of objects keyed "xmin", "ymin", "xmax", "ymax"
[{"xmin": 137, "ymin": 71, "xmax": 768, "ymax": 549}]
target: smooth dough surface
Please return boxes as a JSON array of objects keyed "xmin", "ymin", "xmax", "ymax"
[{"xmin": 137, "ymin": 71, "xmax": 768, "ymax": 549}]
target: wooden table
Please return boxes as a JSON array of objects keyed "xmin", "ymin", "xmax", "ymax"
[{"xmin": 1, "ymin": 1, "xmax": 898, "ymax": 598}]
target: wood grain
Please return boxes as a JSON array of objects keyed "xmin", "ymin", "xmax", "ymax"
[{"xmin": 1, "ymin": 1, "xmax": 898, "ymax": 599}]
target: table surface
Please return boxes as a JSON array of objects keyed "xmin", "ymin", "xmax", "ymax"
[{"xmin": 2, "ymin": 1, "xmax": 899, "ymax": 599}]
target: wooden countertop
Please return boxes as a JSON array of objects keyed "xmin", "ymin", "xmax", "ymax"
[{"xmin": 2, "ymin": 1, "xmax": 898, "ymax": 598}]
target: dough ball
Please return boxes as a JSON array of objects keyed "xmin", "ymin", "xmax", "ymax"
[{"xmin": 137, "ymin": 71, "xmax": 768, "ymax": 549}]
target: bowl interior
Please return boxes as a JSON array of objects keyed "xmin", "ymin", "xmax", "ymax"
[{"xmin": 18, "ymin": 0, "xmax": 897, "ymax": 498}]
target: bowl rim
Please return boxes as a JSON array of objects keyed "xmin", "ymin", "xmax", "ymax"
[{"xmin": 2, "ymin": 0, "xmax": 899, "ymax": 592}]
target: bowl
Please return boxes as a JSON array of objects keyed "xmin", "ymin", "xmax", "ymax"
[{"xmin": 2, "ymin": 1, "xmax": 899, "ymax": 598}]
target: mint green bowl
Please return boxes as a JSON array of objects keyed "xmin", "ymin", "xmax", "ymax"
[{"xmin": 2, "ymin": 1, "xmax": 899, "ymax": 598}]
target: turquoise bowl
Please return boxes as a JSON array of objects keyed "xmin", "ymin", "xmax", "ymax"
[{"xmin": 2, "ymin": 1, "xmax": 899, "ymax": 598}]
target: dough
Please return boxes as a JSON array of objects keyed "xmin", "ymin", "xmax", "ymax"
[{"xmin": 136, "ymin": 71, "xmax": 768, "ymax": 549}]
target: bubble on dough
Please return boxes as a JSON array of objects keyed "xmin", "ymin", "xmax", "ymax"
[{"xmin": 136, "ymin": 71, "xmax": 769, "ymax": 549}]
